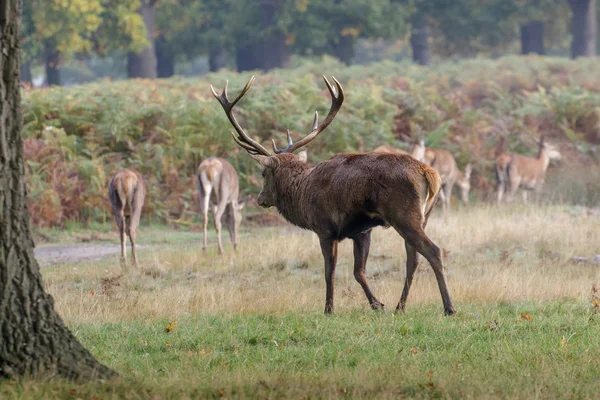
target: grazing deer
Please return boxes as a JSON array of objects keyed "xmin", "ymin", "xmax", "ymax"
[
  {"xmin": 108, "ymin": 169, "xmax": 146, "ymax": 266},
  {"xmin": 495, "ymin": 136, "xmax": 561, "ymax": 203},
  {"xmin": 410, "ymin": 139, "xmax": 471, "ymax": 211},
  {"xmin": 211, "ymin": 76, "xmax": 456, "ymax": 315},
  {"xmin": 197, "ymin": 157, "xmax": 247, "ymax": 255},
  {"xmin": 373, "ymin": 144, "xmax": 409, "ymax": 155}
]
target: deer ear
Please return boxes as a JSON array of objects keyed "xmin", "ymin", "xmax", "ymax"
[
  {"xmin": 249, "ymin": 154, "xmax": 275, "ymax": 168},
  {"xmin": 297, "ymin": 150, "xmax": 308, "ymax": 163}
]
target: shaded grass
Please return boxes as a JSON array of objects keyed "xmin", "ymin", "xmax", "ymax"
[
  {"xmin": 4, "ymin": 205, "xmax": 600, "ymax": 398},
  {"xmin": 2, "ymin": 302, "xmax": 600, "ymax": 399}
]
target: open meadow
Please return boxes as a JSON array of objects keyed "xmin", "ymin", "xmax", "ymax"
[{"xmin": 3, "ymin": 204, "xmax": 600, "ymax": 399}]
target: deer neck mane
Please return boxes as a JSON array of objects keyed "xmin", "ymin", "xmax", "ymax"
[{"xmin": 273, "ymin": 156, "xmax": 312, "ymax": 229}]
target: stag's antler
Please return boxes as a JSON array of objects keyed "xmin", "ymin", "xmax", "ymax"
[
  {"xmin": 272, "ymin": 75, "xmax": 344, "ymax": 154},
  {"xmin": 210, "ymin": 76, "xmax": 271, "ymax": 156}
]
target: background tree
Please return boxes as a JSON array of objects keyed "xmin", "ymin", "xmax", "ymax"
[
  {"xmin": 27, "ymin": 0, "xmax": 103, "ymax": 85},
  {"xmin": 569, "ymin": 0, "xmax": 597, "ymax": 58},
  {"xmin": 0, "ymin": 0, "xmax": 116, "ymax": 380},
  {"xmin": 155, "ymin": 0, "xmax": 208, "ymax": 77},
  {"xmin": 127, "ymin": 0, "xmax": 158, "ymax": 78}
]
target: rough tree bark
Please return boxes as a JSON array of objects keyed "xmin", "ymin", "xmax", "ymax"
[
  {"xmin": 0, "ymin": 0, "xmax": 117, "ymax": 380},
  {"xmin": 520, "ymin": 21, "xmax": 545, "ymax": 55},
  {"xmin": 44, "ymin": 45, "xmax": 60, "ymax": 86},
  {"xmin": 209, "ymin": 47, "xmax": 228, "ymax": 72},
  {"xmin": 569, "ymin": 0, "xmax": 597, "ymax": 58},
  {"xmin": 410, "ymin": 12, "xmax": 430, "ymax": 66},
  {"xmin": 127, "ymin": 0, "xmax": 157, "ymax": 78},
  {"xmin": 155, "ymin": 35, "xmax": 174, "ymax": 78}
]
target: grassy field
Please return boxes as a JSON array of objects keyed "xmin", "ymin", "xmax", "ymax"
[{"xmin": 3, "ymin": 204, "xmax": 600, "ymax": 398}]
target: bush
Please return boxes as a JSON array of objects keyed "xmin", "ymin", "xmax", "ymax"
[{"xmin": 22, "ymin": 56, "xmax": 600, "ymax": 227}]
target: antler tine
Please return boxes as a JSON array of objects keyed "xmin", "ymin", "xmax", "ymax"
[
  {"xmin": 273, "ymin": 75, "xmax": 344, "ymax": 154},
  {"xmin": 210, "ymin": 76, "xmax": 271, "ymax": 156},
  {"xmin": 272, "ymin": 129, "xmax": 295, "ymax": 153}
]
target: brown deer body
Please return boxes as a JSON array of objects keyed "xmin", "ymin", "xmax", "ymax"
[
  {"xmin": 411, "ymin": 140, "xmax": 471, "ymax": 210},
  {"xmin": 197, "ymin": 157, "xmax": 246, "ymax": 255},
  {"xmin": 211, "ymin": 76, "xmax": 456, "ymax": 315},
  {"xmin": 495, "ymin": 137, "xmax": 561, "ymax": 203},
  {"xmin": 108, "ymin": 168, "xmax": 146, "ymax": 266}
]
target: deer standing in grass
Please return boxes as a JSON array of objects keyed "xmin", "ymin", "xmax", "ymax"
[
  {"xmin": 411, "ymin": 139, "xmax": 472, "ymax": 211},
  {"xmin": 108, "ymin": 169, "xmax": 146, "ymax": 266},
  {"xmin": 495, "ymin": 136, "xmax": 561, "ymax": 203},
  {"xmin": 197, "ymin": 157, "xmax": 246, "ymax": 255},
  {"xmin": 211, "ymin": 76, "xmax": 456, "ymax": 315}
]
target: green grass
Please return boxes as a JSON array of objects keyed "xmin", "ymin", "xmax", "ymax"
[
  {"xmin": 6, "ymin": 205, "xmax": 600, "ymax": 398},
  {"xmin": 3, "ymin": 302, "xmax": 600, "ymax": 399}
]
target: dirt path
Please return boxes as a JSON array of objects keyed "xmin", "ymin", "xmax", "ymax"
[{"xmin": 34, "ymin": 243, "xmax": 147, "ymax": 267}]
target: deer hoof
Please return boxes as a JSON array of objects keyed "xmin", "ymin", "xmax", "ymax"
[
  {"xmin": 444, "ymin": 306, "xmax": 456, "ymax": 316},
  {"xmin": 371, "ymin": 301, "xmax": 385, "ymax": 311}
]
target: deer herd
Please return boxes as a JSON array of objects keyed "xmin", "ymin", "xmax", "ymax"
[{"xmin": 107, "ymin": 76, "xmax": 562, "ymax": 315}]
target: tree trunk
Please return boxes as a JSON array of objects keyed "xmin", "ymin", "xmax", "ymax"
[
  {"xmin": 20, "ymin": 59, "xmax": 32, "ymax": 85},
  {"xmin": 333, "ymin": 35, "xmax": 355, "ymax": 65},
  {"xmin": 569, "ymin": 0, "xmax": 597, "ymax": 58},
  {"xmin": 127, "ymin": 0, "xmax": 157, "ymax": 78},
  {"xmin": 236, "ymin": 43, "xmax": 261, "ymax": 72},
  {"xmin": 155, "ymin": 35, "xmax": 174, "ymax": 78},
  {"xmin": 260, "ymin": 0, "xmax": 289, "ymax": 71},
  {"xmin": 410, "ymin": 13, "xmax": 430, "ymax": 65},
  {"xmin": 44, "ymin": 46, "xmax": 61, "ymax": 86},
  {"xmin": 0, "ymin": 0, "xmax": 117, "ymax": 380},
  {"xmin": 209, "ymin": 47, "xmax": 228, "ymax": 72},
  {"xmin": 520, "ymin": 21, "xmax": 545, "ymax": 55}
]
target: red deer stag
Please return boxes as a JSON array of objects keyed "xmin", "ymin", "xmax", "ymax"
[
  {"xmin": 495, "ymin": 136, "xmax": 561, "ymax": 203},
  {"xmin": 210, "ymin": 76, "xmax": 456, "ymax": 315},
  {"xmin": 411, "ymin": 139, "xmax": 472, "ymax": 211},
  {"xmin": 197, "ymin": 157, "xmax": 246, "ymax": 255},
  {"xmin": 108, "ymin": 169, "xmax": 146, "ymax": 266}
]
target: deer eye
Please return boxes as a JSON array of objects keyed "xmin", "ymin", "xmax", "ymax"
[{"xmin": 261, "ymin": 170, "xmax": 266, "ymax": 178}]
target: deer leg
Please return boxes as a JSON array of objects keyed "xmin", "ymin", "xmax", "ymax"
[
  {"xmin": 352, "ymin": 231, "xmax": 384, "ymax": 310},
  {"xmin": 117, "ymin": 210, "xmax": 126, "ymax": 265},
  {"xmin": 521, "ymin": 190, "xmax": 528, "ymax": 204},
  {"xmin": 438, "ymin": 186, "xmax": 447, "ymax": 216},
  {"xmin": 396, "ymin": 241, "xmax": 420, "ymax": 313},
  {"xmin": 395, "ymin": 224, "xmax": 455, "ymax": 315},
  {"xmin": 507, "ymin": 177, "xmax": 520, "ymax": 203},
  {"xmin": 496, "ymin": 181, "xmax": 505, "ymax": 203},
  {"xmin": 224, "ymin": 204, "xmax": 236, "ymax": 251},
  {"xmin": 200, "ymin": 192, "xmax": 211, "ymax": 253},
  {"xmin": 319, "ymin": 238, "xmax": 338, "ymax": 315},
  {"xmin": 128, "ymin": 209, "xmax": 141, "ymax": 267},
  {"xmin": 214, "ymin": 199, "xmax": 228, "ymax": 256},
  {"xmin": 443, "ymin": 182, "xmax": 453, "ymax": 216}
]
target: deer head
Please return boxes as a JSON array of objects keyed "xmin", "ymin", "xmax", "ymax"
[
  {"xmin": 535, "ymin": 136, "xmax": 561, "ymax": 162},
  {"xmin": 210, "ymin": 76, "xmax": 343, "ymax": 208},
  {"xmin": 410, "ymin": 136, "xmax": 426, "ymax": 162}
]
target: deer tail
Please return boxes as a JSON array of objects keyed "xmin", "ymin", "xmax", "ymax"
[{"xmin": 422, "ymin": 166, "xmax": 442, "ymax": 218}]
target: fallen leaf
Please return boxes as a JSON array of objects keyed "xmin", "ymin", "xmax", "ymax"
[{"xmin": 520, "ymin": 313, "xmax": 533, "ymax": 322}]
